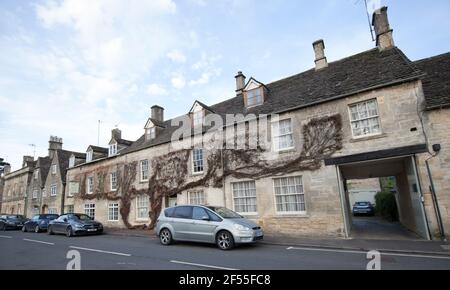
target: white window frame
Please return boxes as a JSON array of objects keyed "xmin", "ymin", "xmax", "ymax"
[
  {"xmin": 108, "ymin": 203, "xmax": 119, "ymax": 221},
  {"xmin": 147, "ymin": 127, "xmax": 156, "ymax": 140},
  {"xmin": 136, "ymin": 195, "xmax": 149, "ymax": 220},
  {"xmin": 69, "ymin": 156, "xmax": 75, "ymax": 168},
  {"xmin": 84, "ymin": 203, "xmax": 95, "ymax": 219},
  {"xmin": 34, "ymin": 171, "xmax": 38, "ymax": 180},
  {"xmin": 86, "ymin": 150, "xmax": 93, "ymax": 162},
  {"xmin": 140, "ymin": 160, "xmax": 149, "ymax": 182},
  {"xmin": 192, "ymin": 110, "xmax": 204, "ymax": 127},
  {"xmin": 192, "ymin": 148, "xmax": 204, "ymax": 174},
  {"xmin": 273, "ymin": 176, "xmax": 306, "ymax": 215},
  {"xmin": 348, "ymin": 99, "xmax": 382, "ymax": 139},
  {"xmin": 188, "ymin": 191, "xmax": 206, "ymax": 205},
  {"xmin": 66, "ymin": 205, "xmax": 74, "ymax": 214},
  {"xmin": 272, "ymin": 118, "xmax": 294, "ymax": 152},
  {"xmin": 87, "ymin": 176, "xmax": 94, "ymax": 194},
  {"xmin": 32, "ymin": 189, "xmax": 38, "ymax": 199},
  {"xmin": 42, "ymin": 189, "xmax": 46, "ymax": 197},
  {"xmin": 110, "ymin": 172, "xmax": 117, "ymax": 191},
  {"xmin": 246, "ymin": 88, "xmax": 263, "ymax": 108},
  {"xmin": 109, "ymin": 143, "xmax": 117, "ymax": 157},
  {"xmin": 48, "ymin": 208, "xmax": 57, "ymax": 214},
  {"xmin": 51, "ymin": 164, "xmax": 57, "ymax": 174},
  {"xmin": 231, "ymin": 181, "xmax": 258, "ymax": 215},
  {"xmin": 50, "ymin": 184, "xmax": 57, "ymax": 196}
]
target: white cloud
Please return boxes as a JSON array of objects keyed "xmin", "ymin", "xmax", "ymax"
[
  {"xmin": 171, "ymin": 74, "xmax": 186, "ymax": 89},
  {"xmin": 167, "ymin": 50, "xmax": 187, "ymax": 63},
  {"xmin": 147, "ymin": 84, "xmax": 168, "ymax": 96}
]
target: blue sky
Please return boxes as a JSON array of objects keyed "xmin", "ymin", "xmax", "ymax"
[{"xmin": 1, "ymin": 0, "xmax": 449, "ymax": 170}]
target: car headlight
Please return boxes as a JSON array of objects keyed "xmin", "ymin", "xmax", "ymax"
[
  {"xmin": 233, "ymin": 224, "xmax": 251, "ymax": 231},
  {"xmin": 74, "ymin": 223, "xmax": 84, "ymax": 228}
]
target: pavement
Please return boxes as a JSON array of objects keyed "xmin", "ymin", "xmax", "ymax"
[
  {"xmin": 1, "ymin": 230, "xmax": 450, "ymax": 270},
  {"xmin": 105, "ymin": 226, "xmax": 450, "ymax": 256}
]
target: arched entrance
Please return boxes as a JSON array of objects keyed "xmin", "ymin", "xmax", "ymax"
[{"xmin": 41, "ymin": 205, "xmax": 48, "ymax": 214}]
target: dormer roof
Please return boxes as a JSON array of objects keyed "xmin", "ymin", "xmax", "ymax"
[
  {"xmin": 145, "ymin": 118, "xmax": 166, "ymax": 129},
  {"xmin": 243, "ymin": 77, "xmax": 268, "ymax": 91},
  {"xmin": 189, "ymin": 100, "xmax": 215, "ymax": 114}
]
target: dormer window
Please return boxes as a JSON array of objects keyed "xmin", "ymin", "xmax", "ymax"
[
  {"xmin": 193, "ymin": 110, "xmax": 204, "ymax": 127},
  {"xmin": 246, "ymin": 88, "xmax": 263, "ymax": 107},
  {"xmin": 109, "ymin": 143, "xmax": 117, "ymax": 157},
  {"xmin": 243, "ymin": 78, "xmax": 265, "ymax": 108},
  {"xmin": 69, "ymin": 156, "xmax": 75, "ymax": 168},
  {"xmin": 146, "ymin": 127, "xmax": 156, "ymax": 140},
  {"xmin": 86, "ymin": 150, "xmax": 93, "ymax": 162}
]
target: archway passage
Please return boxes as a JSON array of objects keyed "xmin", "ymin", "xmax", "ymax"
[{"xmin": 338, "ymin": 156, "xmax": 429, "ymax": 240}]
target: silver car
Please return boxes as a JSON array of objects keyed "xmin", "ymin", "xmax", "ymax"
[{"xmin": 155, "ymin": 205, "xmax": 264, "ymax": 250}]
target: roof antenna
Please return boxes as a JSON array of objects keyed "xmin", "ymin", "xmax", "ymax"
[
  {"xmin": 28, "ymin": 144, "xmax": 36, "ymax": 159},
  {"xmin": 97, "ymin": 120, "xmax": 102, "ymax": 146},
  {"xmin": 363, "ymin": 0, "xmax": 376, "ymax": 42}
]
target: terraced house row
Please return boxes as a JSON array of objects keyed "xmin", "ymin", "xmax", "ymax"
[{"xmin": 1, "ymin": 7, "xmax": 449, "ymax": 239}]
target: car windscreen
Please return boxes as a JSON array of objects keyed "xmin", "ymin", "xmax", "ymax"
[
  {"xmin": 208, "ymin": 207, "xmax": 242, "ymax": 219},
  {"xmin": 356, "ymin": 202, "xmax": 369, "ymax": 206},
  {"xmin": 42, "ymin": 214, "xmax": 58, "ymax": 220},
  {"xmin": 73, "ymin": 214, "xmax": 92, "ymax": 221},
  {"xmin": 8, "ymin": 215, "xmax": 24, "ymax": 220}
]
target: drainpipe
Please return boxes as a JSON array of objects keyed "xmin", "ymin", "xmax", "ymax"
[{"xmin": 425, "ymin": 158, "xmax": 446, "ymax": 241}]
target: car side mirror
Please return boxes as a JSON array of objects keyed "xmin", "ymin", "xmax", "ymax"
[
  {"xmin": 201, "ymin": 216, "xmax": 210, "ymax": 221},
  {"xmin": 63, "ymin": 218, "xmax": 68, "ymax": 222}
]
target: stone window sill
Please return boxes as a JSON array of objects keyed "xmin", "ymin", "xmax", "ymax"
[{"xmin": 349, "ymin": 133, "xmax": 387, "ymax": 143}]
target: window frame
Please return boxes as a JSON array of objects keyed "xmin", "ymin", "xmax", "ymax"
[
  {"xmin": 50, "ymin": 184, "xmax": 57, "ymax": 196},
  {"xmin": 84, "ymin": 203, "xmax": 96, "ymax": 219},
  {"xmin": 147, "ymin": 127, "xmax": 156, "ymax": 140},
  {"xmin": 108, "ymin": 203, "xmax": 119, "ymax": 221},
  {"xmin": 136, "ymin": 195, "xmax": 149, "ymax": 220},
  {"xmin": 32, "ymin": 189, "xmax": 38, "ymax": 199},
  {"xmin": 272, "ymin": 176, "xmax": 306, "ymax": 215},
  {"xmin": 51, "ymin": 164, "xmax": 57, "ymax": 174},
  {"xmin": 87, "ymin": 176, "xmax": 94, "ymax": 194},
  {"xmin": 192, "ymin": 110, "xmax": 204, "ymax": 127},
  {"xmin": 110, "ymin": 172, "xmax": 117, "ymax": 191},
  {"xmin": 245, "ymin": 88, "xmax": 264, "ymax": 108},
  {"xmin": 86, "ymin": 150, "xmax": 93, "ymax": 162},
  {"xmin": 188, "ymin": 191, "xmax": 206, "ymax": 205},
  {"xmin": 140, "ymin": 160, "xmax": 149, "ymax": 182},
  {"xmin": 192, "ymin": 148, "xmax": 204, "ymax": 175},
  {"xmin": 109, "ymin": 143, "xmax": 118, "ymax": 157},
  {"xmin": 348, "ymin": 99, "xmax": 382, "ymax": 139},
  {"xmin": 271, "ymin": 118, "xmax": 295, "ymax": 152},
  {"xmin": 69, "ymin": 156, "xmax": 75, "ymax": 168},
  {"xmin": 231, "ymin": 180, "xmax": 258, "ymax": 215}
]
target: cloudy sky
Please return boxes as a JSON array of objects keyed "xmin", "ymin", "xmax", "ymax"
[{"xmin": 1, "ymin": 0, "xmax": 449, "ymax": 170}]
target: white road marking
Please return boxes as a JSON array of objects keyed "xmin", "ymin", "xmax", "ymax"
[
  {"xmin": 69, "ymin": 246, "xmax": 131, "ymax": 257},
  {"xmin": 0, "ymin": 235, "xmax": 12, "ymax": 239},
  {"xmin": 23, "ymin": 238, "xmax": 55, "ymax": 245},
  {"xmin": 170, "ymin": 260, "xmax": 238, "ymax": 270},
  {"xmin": 286, "ymin": 246, "xmax": 450, "ymax": 260}
]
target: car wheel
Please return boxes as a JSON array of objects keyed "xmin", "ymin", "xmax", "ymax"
[
  {"xmin": 66, "ymin": 226, "xmax": 73, "ymax": 237},
  {"xmin": 216, "ymin": 231, "xmax": 235, "ymax": 251},
  {"xmin": 34, "ymin": 225, "xmax": 40, "ymax": 233},
  {"xmin": 47, "ymin": 226, "xmax": 54, "ymax": 235},
  {"xmin": 159, "ymin": 228, "xmax": 173, "ymax": 245}
]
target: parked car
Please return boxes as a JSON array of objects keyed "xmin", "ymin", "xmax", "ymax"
[
  {"xmin": 22, "ymin": 214, "xmax": 59, "ymax": 233},
  {"xmin": 353, "ymin": 201, "xmax": 376, "ymax": 216},
  {"xmin": 0, "ymin": 214, "xmax": 28, "ymax": 230},
  {"xmin": 48, "ymin": 213, "xmax": 103, "ymax": 237},
  {"xmin": 156, "ymin": 205, "xmax": 264, "ymax": 250}
]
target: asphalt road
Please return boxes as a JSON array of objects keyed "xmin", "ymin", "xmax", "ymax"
[{"xmin": 1, "ymin": 230, "xmax": 449, "ymax": 270}]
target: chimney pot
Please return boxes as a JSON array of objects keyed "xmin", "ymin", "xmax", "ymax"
[
  {"xmin": 112, "ymin": 128, "xmax": 122, "ymax": 140},
  {"xmin": 313, "ymin": 39, "xmax": 328, "ymax": 70},
  {"xmin": 22, "ymin": 156, "xmax": 34, "ymax": 168},
  {"xmin": 151, "ymin": 105, "xmax": 164, "ymax": 122},
  {"xmin": 235, "ymin": 71, "xmax": 246, "ymax": 96},
  {"xmin": 372, "ymin": 6, "xmax": 394, "ymax": 50},
  {"xmin": 48, "ymin": 136, "xmax": 63, "ymax": 160}
]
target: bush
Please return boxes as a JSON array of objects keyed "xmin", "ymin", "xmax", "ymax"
[{"xmin": 374, "ymin": 191, "xmax": 399, "ymax": 222}]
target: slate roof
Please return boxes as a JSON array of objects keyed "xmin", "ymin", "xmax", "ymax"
[
  {"xmin": 146, "ymin": 118, "xmax": 166, "ymax": 128},
  {"xmin": 36, "ymin": 157, "xmax": 51, "ymax": 185},
  {"xmin": 121, "ymin": 47, "xmax": 423, "ymax": 155},
  {"xmin": 115, "ymin": 138, "xmax": 133, "ymax": 146},
  {"xmin": 71, "ymin": 152, "xmax": 86, "ymax": 159},
  {"xmin": 56, "ymin": 150, "xmax": 83, "ymax": 183},
  {"xmin": 88, "ymin": 145, "xmax": 108, "ymax": 154},
  {"xmin": 414, "ymin": 52, "xmax": 450, "ymax": 110}
]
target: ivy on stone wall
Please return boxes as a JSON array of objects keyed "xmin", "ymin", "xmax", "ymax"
[{"xmin": 75, "ymin": 114, "xmax": 343, "ymax": 230}]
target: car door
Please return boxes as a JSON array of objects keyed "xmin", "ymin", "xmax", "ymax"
[
  {"xmin": 171, "ymin": 206, "xmax": 193, "ymax": 241},
  {"xmin": 53, "ymin": 215, "xmax": 67, "ymax": 233},
  {"xmin": 189, "ymin": 207, "xmax": 219, "ymax": 243},
  {"xmin": 27, "ymin": 215, "xmax": 39, "ymax": 231}
]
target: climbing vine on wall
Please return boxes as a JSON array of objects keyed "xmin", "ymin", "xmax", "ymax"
[{"xmin": 75, "ymin": 114, "xmax": 343, "ymax": 229}]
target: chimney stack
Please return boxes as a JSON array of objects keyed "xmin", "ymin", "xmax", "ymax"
[
  {"xmin": 235, "ymin": 71, "xmax": 246, "ymax": 96},
  {"xmin": 3, "ymin": 164, "xmax": 11, "ymax": 175},
  {"xmin": 372, "ymin": 6, "xmax": 394, "ymax": 51},
  {"xmin": 22, "ymin": 156, "xmax": 34, "ymax": 167},
  {"xmin": 48, "ymin": 136, "xmax": 63, "ymax": 160},
  {"xmin": 313, "ymin": 39, "xmax": 328, "ymax": 70},
  {"xmin": 151, "ymin": 105, "xmax": 164, "ymax": 122},
  {"xmin": 112, "ymin": 128, "xmax": 122, "ymax": 140}
]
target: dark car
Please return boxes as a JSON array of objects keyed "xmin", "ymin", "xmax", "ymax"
[
  {"xmin": 353, "ymin": 201, "xmax": 376, "ymax": 216},
  {"xmin": 0, "ymin": 214, "xmax": 28, "ymax": 230},
  {"xmin": 22, "ymin": 214, "xmax": 59, "ymax": 233},
  {"xmin": 48, "ymin": 213, "xmax": 103, "ymax": 237}
]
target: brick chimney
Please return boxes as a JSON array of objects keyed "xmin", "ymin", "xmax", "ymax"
[
  {"xmin": 313, "ymin": 39, "xmax": 328, "ymax": 70},
  {"xmin": 372, "ymin": 6, "xmax": 395, "ymax": 51},
  {"xmin": 48, "ymin": 136, "xmax": 63, "ymax": 160},
  {"xmin": 111, "ymin": 128, "xmax": 122, "ymax": 140},
  {"xmin": 235, "ymin": 71, "xmax": 246, "ymax": 96},
  {"xmin": 151, "ymin": 105, "xmax": 164, "ymax": 122}
]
